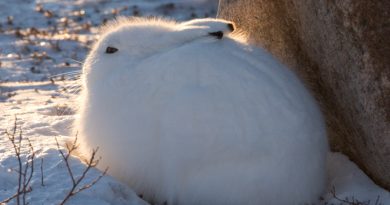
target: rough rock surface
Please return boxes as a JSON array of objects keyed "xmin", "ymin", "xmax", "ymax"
[{"xmin": 218, "ymin": 0, "xmax": 390, "ymax": 189}]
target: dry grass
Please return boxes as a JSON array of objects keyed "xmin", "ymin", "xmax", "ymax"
[{"xmin": 0, "ymin": 117, "xmax": 108, "ymax": 205}]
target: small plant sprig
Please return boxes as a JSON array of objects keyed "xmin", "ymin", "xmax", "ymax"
[
  {"xmin": 330, "ymin": 186, "xmax": 382, "ymax": 205},
  {"xmin": 55, "ymin": 136, "xmax": 108, "ymax": 205},
  {"xmin": 1, "ymin": 117, "xmax": 108, "ymax": 205},
  {"xmin": 1, "ymin": 117, "xmax": 35, "ymax": 205}
]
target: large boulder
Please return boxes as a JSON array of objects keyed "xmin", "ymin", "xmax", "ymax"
[{"xmin": 218, "ymin": 0, "xmax": 390, "ymax": 189}]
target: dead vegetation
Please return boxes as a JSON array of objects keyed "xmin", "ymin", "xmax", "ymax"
[
  {"xmin": 0, "ymin": 117, "xmax": 108, "ymax": 205},
  {"xmin": 327, "ymin": 186, "xmax": 383, "ymax": 205},
  {"xmin": 1, "ymin": 118, "xmax": 34, "ymax": 205},
  {"xmin": 55, "ymin": 136, "xmax": 108, "ymax": 205}
]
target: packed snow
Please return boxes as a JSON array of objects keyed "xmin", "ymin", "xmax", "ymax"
[{"xmin": 0, "ymin": 0, "xmax": 389, "ymax": 205}]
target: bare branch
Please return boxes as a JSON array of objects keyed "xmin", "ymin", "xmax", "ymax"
[
  {"xmin": 22, "ymin": 138, "xmax": 35, "ymax": 205},
  {"xmin": 4, "ymin": 119, "xmax": 22, "ymax": 205},
  {"xmin": 0, "ymin": 189, "xmax": 32, "ymax": 205},
  {"xmin": 1, "ymin": 120, "xmax": 107, "ymax": 205},
  {"xmin": 1, "ymin": 118, "xmax": 35, "ymax": 205},
  {"xmin": 56, "ymin": 136, "xmax": 108, "ymax": 205},
  {"xmin": 75, "ymin": 167, "xmax": 108, "ymax": 193},
  {"xmin": 55, "ymin": 137, "xmax": 76, "ymax": 186},
  {"xmin": 330, "ymin": 186, "xmax": 382, "ymax": 205},
  {"xmin": 40, "ymin": 158, "xmax": 45, "ymax": 187}
]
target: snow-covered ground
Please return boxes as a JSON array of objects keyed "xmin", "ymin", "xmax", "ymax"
[{"xmin": 0, "ymin": 0, "xmax": 389, "ymax": 204}]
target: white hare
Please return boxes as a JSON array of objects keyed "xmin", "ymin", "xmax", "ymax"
[{"xmin": 74, "ymin": 17, "xmax": 328, "ymax": 205}]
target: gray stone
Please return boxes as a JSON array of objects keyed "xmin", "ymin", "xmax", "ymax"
[{"xmin": 218, "ymin": 0, "xmax": 390, "ymax": 189}]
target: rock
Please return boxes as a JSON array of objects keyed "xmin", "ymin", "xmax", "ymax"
[{"xmin": 218, "ymin": 0, "xmax": 390, "ymax": 189}]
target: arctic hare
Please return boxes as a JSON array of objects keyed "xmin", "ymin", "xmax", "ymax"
[{"xmin": 75, "ymin": 17, "xmax": 328, "ymax": 205}]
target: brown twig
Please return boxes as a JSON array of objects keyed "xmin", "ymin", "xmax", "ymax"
[
  {"xmin": 330, "ymin": 186, "xmax": 382, "ymax": 205},
  {"xmin": 1, "ymin": 118, "xmax": 107, "ymax": 205},
  {"xmin": 374, "ymin": 195, "xmax": 382, "ymax": 205},
  {"xmin": 55, "ymin": 137, "xmax": 77, "ymax": 185},
  {"xmin": 55, "ymin": 136, "xmax": 108, "ymax": 205},
  {"xmin": 22, "ymin": 138, "xmax": 35, "ymax": 205},
  {"xmin": 40, "ymin": 158, "xmax": 45, "ymax": 186},
  {"xmin": 0, "ymin": 192, "xmax": 23, "ymax": 204},
  {"xmin": 1, "ymin": 117, "xmax": 35, "ymax": 205}
]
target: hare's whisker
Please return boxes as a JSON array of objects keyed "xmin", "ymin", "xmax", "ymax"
[
  {"xmin": 50, "ymin": 71, "xmax": 82, "ymax": 79},
  {"xmin": 68, "ymin": 58, "xmax": 84, "ymax": 65},
  {"xmin": 63, "ymin": 86, "xmax": 81, "ymax": 92}
]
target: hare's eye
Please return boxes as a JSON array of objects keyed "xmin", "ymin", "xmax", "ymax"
[{"xmin": 105, "ymin": 46, "xmax": 118, "ymax": 54}]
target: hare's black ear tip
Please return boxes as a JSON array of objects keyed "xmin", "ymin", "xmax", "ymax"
[
  {"xmin": 227, "ymin": 23, "xmax": 235, "ymax": 32},
  {"xmin": 209, "ymin": 31, "xmax": 224, "ymax": 39}
]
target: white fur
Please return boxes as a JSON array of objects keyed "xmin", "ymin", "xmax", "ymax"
[{"xmin": 75, "ymin": 17, "xmax": 328, "ymax": 205}]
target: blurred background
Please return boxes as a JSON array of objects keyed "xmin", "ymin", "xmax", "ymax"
[{"xmin": 0, "ymin": 0, "xmax": 218, "ymax": 83}]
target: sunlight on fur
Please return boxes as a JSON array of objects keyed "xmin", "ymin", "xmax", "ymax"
[{"xmin": 73, "ymin": 17, "xmax": 328, "ymax": 205}]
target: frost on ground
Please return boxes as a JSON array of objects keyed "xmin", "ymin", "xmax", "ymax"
[{"xmin": 0, "ymin": 0, "xmax": 389, "ymax": 205}]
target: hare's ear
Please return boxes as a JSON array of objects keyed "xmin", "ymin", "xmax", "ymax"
[
  {"xmin": 180, "ymin": 18, "xmax": 235, "ymax": 35},
  {"xmin": 174, "ymin": 19, "xmax": 235, "ymax": 43},
  {"xmin": 208, "ymin": 31, "xmax": 224, "ymax": 39}
]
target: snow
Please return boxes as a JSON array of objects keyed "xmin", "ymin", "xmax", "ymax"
[
  {"xmin": 324, "ymin": 153, "xmax": 390, "ymax": 204},
  {"xmin": 0, "ymin": 0, "xmax": 389, "ymax": 205}
]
